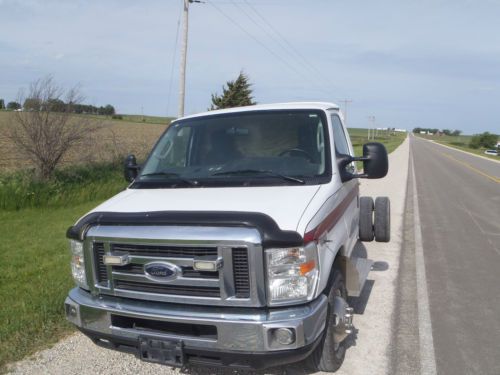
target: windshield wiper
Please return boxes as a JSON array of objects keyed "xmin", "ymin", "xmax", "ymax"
[
  {"xmin": 211, "ymin": 169, "xmax": 305, "ymax": 184},
  {"xmin": 139, "ymin": 172, "xmax": 199, "ymax": 186}
]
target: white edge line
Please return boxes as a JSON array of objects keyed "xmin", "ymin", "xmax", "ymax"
[{"xmin": 411, "ymin": 145, "xmax": 438, "ymax": 375}]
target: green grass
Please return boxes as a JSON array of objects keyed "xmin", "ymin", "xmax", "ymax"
[
  {"xmin": 415, "ymin": 133, "xmax": 499, "ymax": 161},
  {"xmin": 0, "ymin": 201, "xmax": 103, "ymax": 371},
  {"xmin": 347, "ymin": 128, "xmax": 407, "ymax": 168},
  {"xmin": 117, "ymin": 114, "xmax": 174, "ymax": 125},
  {"xmin": 0, "ymin": 163, "xmax": 127, "ymax": 211}
]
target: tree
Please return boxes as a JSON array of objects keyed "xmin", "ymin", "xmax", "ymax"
[
  {"xmin": 0, "ymin": 99, "xmax": 5, "ymax": 109},
  {"xmin": 451, "ymin": 130, "xmax": 462, "ymax": 136},
  {"xmin": 210, "ymin": 71, "xmax": 256, "ymax": 110},
  {"xmin": 7, "ymin": 76, "xmax": 101, "ymax": 180},
  {"xmin": 469, "ymin": 132, "xmax": 498, "ymax": 149},
  {"xmin": 7, "ymin": 101, "xmax": 21, "ymax": 110},
  {"xmin": 442, "ymin": 129, "xmax": 452, "ymax": 136},
  {"xmin": 103, "ymin": 104, "xmax": 115, "ymax": 116}
]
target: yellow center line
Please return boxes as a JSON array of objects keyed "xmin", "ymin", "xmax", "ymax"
[{"xmin": 441, "ymin": 152, "xmax": 500, "ymax": 184}]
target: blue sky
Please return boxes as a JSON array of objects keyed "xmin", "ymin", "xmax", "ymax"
[{"xmin": 1, "ymin": 0, "xmax": 499, "ymax": 133}]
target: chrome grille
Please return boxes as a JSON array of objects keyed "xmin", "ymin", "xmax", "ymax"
[
  {"xmin": 86, "ymin": 225, "xmax": 265, "ymax": 307},
  {"xmin": 233, "ymin": 248, "xmax": 250, "ymax": 298},
  {"xmin": 111, "ymin": 243, "xmax": 217, "ymax": 258},
  {"xmin": 111, "ymin": 263, "xmax": 219, "ymax": 279},
  {"xmin": 94, "ymin": 242, "xmax": 108, "ymax": 284},
  {"xmin": 114, "ymin": 280, "xmax": 221, "ymax": 298}
]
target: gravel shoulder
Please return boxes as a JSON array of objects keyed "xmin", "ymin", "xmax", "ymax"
[{"xmin": 7, "ymin": 139, "xmax": 410, "ymax": 375}]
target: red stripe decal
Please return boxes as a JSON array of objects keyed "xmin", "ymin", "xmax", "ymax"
[{"xmin": 303, "ymin": 185, "xmax": 359, "ymax": 243}]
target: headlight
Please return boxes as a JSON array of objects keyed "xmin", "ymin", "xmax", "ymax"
[
  {"xmin": 265, "ymin": 242, "xmax": 319, "ymax": 305},
  {"xmin": 69, "ymin": 240, "xmax": 88, "ymax": 289}
]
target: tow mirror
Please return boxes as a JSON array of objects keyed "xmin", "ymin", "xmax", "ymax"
[
  {"xmin": 124, "ymin": 154, "xmax": 139, "ymax": 182},
  {"xmin": 338, "ymin": 142, "xmax": 388, "ymax": 182}
]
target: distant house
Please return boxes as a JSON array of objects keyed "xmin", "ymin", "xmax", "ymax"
[{"xmin": 420, "ymin": 131, "xmax": 426, "ymax": 134}]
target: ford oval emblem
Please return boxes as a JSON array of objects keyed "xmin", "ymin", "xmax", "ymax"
[{"xmin": 144, "ymin": 262, "xmax": 179, "ymax": 282}]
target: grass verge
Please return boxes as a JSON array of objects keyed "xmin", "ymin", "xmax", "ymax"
[
  {"xmin": 0, "ymin": 201, "xmax": 103, "ymax": 371},
  {"xmin": 415, "ymin": 134, "xmax": 499, "ymax": 161},
  {"xmin": 348, "ymin": 128, "xmax": 407, "ymax": 168},
  {"xmin": 0, "ymin": 163, "xmax": 126, "ymax": 211}
]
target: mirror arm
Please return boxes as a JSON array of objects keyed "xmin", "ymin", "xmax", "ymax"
[{"xmin": 339, "ymin": 155, "xmax": 371, "ymax": 180}]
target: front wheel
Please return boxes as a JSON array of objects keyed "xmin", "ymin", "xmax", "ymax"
[{"xmin": 306, "ymin": 271, "xmax": 353, "ymax": 372}]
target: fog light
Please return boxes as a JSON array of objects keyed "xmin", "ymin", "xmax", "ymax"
[
  {"xmin": 274, "ymin": 328, "xmax": 296, "ymax": 345},
  {"xmin": 66, "ymin": 303, "xmax": 78, "ymax": 317}
]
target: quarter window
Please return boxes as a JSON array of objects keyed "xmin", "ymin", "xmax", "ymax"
[{"xmin": 331, "ymin": 115, "xmax": 351, "ymax": 155}]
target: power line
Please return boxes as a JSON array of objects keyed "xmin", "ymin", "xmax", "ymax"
[
  {"xmin": 166, "ymin": 3, "xmax": 183, "ymax": 116},
  {"xmin": 241, "ymin": 0, "xmax": 337, "ymax": 89},
  {"xmin": 206, "ymin": 0, "xmax": 316, "ymax": 86}
]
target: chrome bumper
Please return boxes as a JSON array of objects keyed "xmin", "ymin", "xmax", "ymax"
[{"xmin": 65, "ymin": 288, "xmax": 327, "ymax": 353}]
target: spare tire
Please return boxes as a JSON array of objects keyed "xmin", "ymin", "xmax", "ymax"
[
  {"xmin": 374, "ymin": 197, "xmax": 390, "ymax": 242},
  {"xmin": 359, "ymin": 196, "xmax": 374, "ymax": 242}
]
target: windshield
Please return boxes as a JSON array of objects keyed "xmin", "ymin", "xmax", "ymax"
[{"xmin": 135, "ymin": 110, "xmax": 331, "ymax": 188}]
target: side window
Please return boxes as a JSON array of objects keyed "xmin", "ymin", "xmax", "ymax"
[{"xmin": 331, "ymin": 115, "xmax": 351, "ymax": 155}]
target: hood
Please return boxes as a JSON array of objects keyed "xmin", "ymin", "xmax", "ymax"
[{"xmin": 86, "ymin": 185, "xmax": 321, "ymax": 232}]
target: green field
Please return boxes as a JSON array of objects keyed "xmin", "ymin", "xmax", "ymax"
[
  {"xmin": 0, "ymin": 201, "xmax": 105, "ymax": 371},
  {"xmin": 0, "ymin": 124, "xmax": 407, "ymax": 371},
  {"xmin": 415, "ymin": 133, "xmax": 499, "ymax": 161},
  {"xmin": 348, "ymin": 128, "xmax": 407, "ymax": 156}
]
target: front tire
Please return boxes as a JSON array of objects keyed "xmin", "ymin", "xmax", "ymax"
[{"xmin": 307, "ymin": 271, "xmax": 350, "ymax": 372}]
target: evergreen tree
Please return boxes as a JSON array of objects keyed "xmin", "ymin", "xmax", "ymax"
[
  {"xmin": 0, "ymin": 99, "xmax": 5, "ymax": 109},
  {"xmin": 210, "ymin": 72, "xmax": 256, "ymax": 110}
]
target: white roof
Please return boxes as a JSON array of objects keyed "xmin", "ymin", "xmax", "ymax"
[{"xmin": 179, "ymin": 102, "xmax": 340, "ymax": 121}]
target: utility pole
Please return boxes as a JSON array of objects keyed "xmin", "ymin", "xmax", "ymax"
[
  {"xmin": 339, "ymin": 99, "xmax": 352, "ymax": 127},
  {"xmin": 178, "ymin": 0, "xmax": 201, "ymax": 118},
  {"xmin": 368, "ymin": 116, "xmax": 376, "ymax": 140}
]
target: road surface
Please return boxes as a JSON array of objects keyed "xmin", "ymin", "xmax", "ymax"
[{"xmin": 393, "ymin": 136, "xmax": 500, "ymax": 374}]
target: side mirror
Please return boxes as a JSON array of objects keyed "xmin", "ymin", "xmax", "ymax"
[
  {"xmin": 361, "ymin": 142, "xmax": 388, "ymax": 179},
  {"xmin": 124, "ymin": 154, "xmax": 139, "ymax": 182},
  {"xmin": 338, "ymin": 142, "xmax": 388, "ymax": 181}
]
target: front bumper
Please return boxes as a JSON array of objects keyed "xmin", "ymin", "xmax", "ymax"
[{"xmin": 65, "ymin": 288, "xmax": 328, "ymax": 369}]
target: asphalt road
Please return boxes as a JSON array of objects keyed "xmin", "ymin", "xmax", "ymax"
[{"xmin": 401, "ymin": 136, "xmax": 500, "ymax": 374}]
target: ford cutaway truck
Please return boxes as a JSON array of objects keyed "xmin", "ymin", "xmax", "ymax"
[{"xmin": 65, "ymin": 102, "xmax": 390, "ymax": 372}]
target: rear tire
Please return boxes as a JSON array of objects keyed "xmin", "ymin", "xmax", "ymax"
[
  {"xmin": 374, "ymin": 196, "xmax": 390, "ymax": 242},
  {"xmin": 306, "ymin": 271, "xmax": 348, "ymax": 373},
  {"xmin": 359, "ymin": 196, "xmax": 374, "ymax": 242}
]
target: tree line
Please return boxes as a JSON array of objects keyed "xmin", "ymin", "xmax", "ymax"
[{"xmin": 0, "ymin": 97, "xmax": 115, "ymax": 116}]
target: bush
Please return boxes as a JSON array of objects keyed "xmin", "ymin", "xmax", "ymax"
[
  {"xmin": 0, "ymin": 162, "xmax": 127, "ymax": 210},
  {"xmin": 111, "ymin": 114, "xmax": 123, "ymax": 120},
  {"xmin": 469, "ymin": 132, "xmax": 498, "ymax": 149}
]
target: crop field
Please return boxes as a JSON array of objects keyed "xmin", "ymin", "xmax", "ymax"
[
  {"xmin": 0, "ymin": 110, "xmax": 406, "ymax": 173},
  {"xmin": 0, "ymin": 111, "xmax": 169, "ymax": 172}
]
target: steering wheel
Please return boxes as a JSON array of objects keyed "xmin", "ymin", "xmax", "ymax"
[{"xmin": 278, "ymin": 148, "xmax": 314, "ymax": 162}]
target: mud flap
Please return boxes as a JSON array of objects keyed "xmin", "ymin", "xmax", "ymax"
[{"xmin": 340, "ymin": 256, "xmax": 373, "ymax": 297}]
